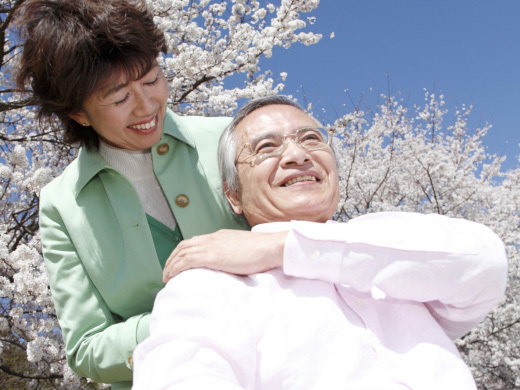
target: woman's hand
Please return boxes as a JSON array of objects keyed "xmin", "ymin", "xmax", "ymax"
[{"xmin": 163, "ymin": 229, "xmax": 287, "ymax": 283}]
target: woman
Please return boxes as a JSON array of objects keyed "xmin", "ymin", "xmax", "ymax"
[{"xmin": 15, "ymin": 0, "xmax": 246, "ymax": 388}]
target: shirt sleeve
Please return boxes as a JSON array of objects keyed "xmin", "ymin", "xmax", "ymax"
[
  {"xmin": 282, "ymin": 212, "xmax": 508, "ymax": 339},
  {"xmin": 40, "ymin": 197, "xmax": 150, "ymax": 384},
  {"xmin": 133, "ymin": 269, "xmax": 256, "ymax": 390}
]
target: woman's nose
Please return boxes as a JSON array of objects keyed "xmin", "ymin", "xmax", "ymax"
[{"xmin": 133, "ymin": 88, "xmax": 155, "ymax": 115}]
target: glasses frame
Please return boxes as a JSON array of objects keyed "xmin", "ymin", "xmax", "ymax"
[{"xmin": 240, "ymin": 126, "xmax": 334, "ymax": 162}]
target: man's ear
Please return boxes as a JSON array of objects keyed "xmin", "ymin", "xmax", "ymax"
[
  {"xmin": 224, "ymin": 182, "xmax": 243, "ymax": 215},
  {"xmin": 69, "ymin": 112, "xmax": 90, "ymax": 127}
]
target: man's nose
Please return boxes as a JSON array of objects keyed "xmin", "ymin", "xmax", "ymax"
[{"xmin": 280, "ymin": 139, "xmax": 311, "ymax": 166}]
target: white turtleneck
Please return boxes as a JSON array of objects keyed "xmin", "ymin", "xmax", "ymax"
[{"xmin": 99, "ymin": 140, "xmax": 177, "ymax": 230}]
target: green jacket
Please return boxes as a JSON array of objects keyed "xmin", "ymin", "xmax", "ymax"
[{"xmin": 39, "ymin": 110, "xmax": 244, "ymax": 388}]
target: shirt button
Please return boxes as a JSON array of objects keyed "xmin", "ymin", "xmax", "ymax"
[
  {"xmin": 127, "ymin": 355, "xmax": 133, "ymax": 367},
  {"xmin": 157, "ymin": 143, "xmax": 170, "ymax": 155},
  {"xmin": 175, "ymin": 194, "xmax": 189, "ymax": 208},
  {"xmin": 309, "ymin": 250, "xmax": 320, "ymax": 260}
]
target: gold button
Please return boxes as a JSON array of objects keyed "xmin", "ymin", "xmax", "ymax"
[
  {"xmin": 127, "ymin": 355, "xmax": 133, "ymax": 367},
  {"xmin": 157, "ymin": 143, "xmax": 169, "ymax": 155},
  {"xmin": 175, "ymin": 194, "xmax": 189, "ymax": 208}
]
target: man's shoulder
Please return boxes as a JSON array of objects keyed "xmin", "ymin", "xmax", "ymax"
[
  {"xmin": 156, "ymin": 269, "xmax": 257, "ymax": 314},
  {"xmin": 165, "ymin": 269, "xmax": 247, "ymax": 293},
  {"xmin": 162, "ymin": 268, "xmax": 294, "ymax": 300}
]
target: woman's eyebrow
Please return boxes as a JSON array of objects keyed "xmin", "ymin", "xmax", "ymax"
[
  {"xmin": 100, "ymin": 81, "xmax": 130, "ymax": 99},
  {"xmin": 100, "ymin": 65, "xmax": 160, "ymax": 99}
]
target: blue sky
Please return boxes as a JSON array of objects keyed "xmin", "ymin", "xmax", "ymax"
[{"xmin": 261, "ymin": 0, "xmax": 520, "ymax": 171}]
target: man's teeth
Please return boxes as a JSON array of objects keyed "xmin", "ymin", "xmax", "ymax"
[
  {"xmin": 130, "ymin": 117, "xmax": 156, "ymax": 130},
  {"xmin": 283, "ymin": 175, "xmax": 317, "ymax": 187}
]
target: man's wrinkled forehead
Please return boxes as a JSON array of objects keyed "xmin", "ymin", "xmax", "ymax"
[{"xmin": 235, "ymin": 104, "xmax": 318, "ymax": 142}]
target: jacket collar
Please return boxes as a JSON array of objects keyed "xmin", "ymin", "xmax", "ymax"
[
  {"xmin": 162, "ymin": 107, "xmax": 195, "ymax": 148},
  {"xmin": 72, "ymin": 108, "xmax": 195, "ymax": 197}
]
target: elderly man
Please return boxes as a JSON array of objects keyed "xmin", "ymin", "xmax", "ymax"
[{"xmin": 133, "ymin": 96, "xmax": 507, "ymax": 390}]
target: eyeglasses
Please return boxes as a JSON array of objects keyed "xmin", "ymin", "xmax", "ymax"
[{"xmin": 240, "ymin": 126, "xmax": 333, "ymax": 162}]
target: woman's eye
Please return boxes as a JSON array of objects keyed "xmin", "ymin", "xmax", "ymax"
[
  {"xmin": 145, "ymin": 76, "xmax": 159, "ymax": 86},
  {"xmin": 115, "ymin": 94, "xmax": 130, "ymax": 105}
]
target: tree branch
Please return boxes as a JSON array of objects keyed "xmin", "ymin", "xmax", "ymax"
[
  {"xmin": 0, "ymin": 98, "xmax": 36, "ymax": 113},
  {"xmin": 175, "ymin": 74, "xmax": 215, "ymax": 103},
  {"xmin": 0, "ymin": 363, "xmax": 63, "ymax": 380}
]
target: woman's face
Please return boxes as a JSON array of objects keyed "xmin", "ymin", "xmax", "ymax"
[{"xmin": 70, "ymin": 64, "xmax": 169, "ymax": 151}]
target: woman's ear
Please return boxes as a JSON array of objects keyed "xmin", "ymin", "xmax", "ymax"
[
  {"xmin": 224, "ymin": 182, "xmax": 243, "ymax": 215},
  {"xmin": 69, "ymin": 112, "xmax": 90, "ymax": 127}
]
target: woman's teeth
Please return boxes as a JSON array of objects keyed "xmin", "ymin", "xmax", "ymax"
[{"xmin": 130, "ymin": 117, "xmax": 156, "ymax": 130}]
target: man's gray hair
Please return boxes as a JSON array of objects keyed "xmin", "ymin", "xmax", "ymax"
[{"xmin": 218, "ymin": 95, "xmax": 305, "ymax": 194}]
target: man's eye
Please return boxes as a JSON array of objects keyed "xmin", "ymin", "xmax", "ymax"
[
  {"xmin": 302, "ymin": 134, "xmax": 320, "ymax": 141},
  {"xmin": 254, "ymin": 139, "xmax": 281, "ymax": 154},
  {"xmin": 256, "ymin": 142, "xmax": 277, "ymax": 152},
  {"xmin": 299, "ymin": 130, "xmax": 325, "ymax": 144}
]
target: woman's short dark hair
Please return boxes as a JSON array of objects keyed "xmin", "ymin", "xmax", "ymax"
[{"xmin": 15, "ymin": 0, "xmax": 168, "ymax": 150}]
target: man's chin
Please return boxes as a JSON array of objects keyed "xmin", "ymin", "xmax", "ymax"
[{"xmin": 276, "ymin": 208, "xmax": 334, "ymax": 223}]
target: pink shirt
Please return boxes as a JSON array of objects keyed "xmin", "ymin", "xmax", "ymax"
[{"xmin": 133, "ymin": 212, "xmax": 507, "ymax": 389}]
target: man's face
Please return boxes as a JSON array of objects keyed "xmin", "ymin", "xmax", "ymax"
[{"xmin": 226, "ymin": 104, "xmax": 339, "ymax": 226}]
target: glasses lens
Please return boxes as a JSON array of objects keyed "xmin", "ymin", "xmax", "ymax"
[
  {"xmin": 250, "ymin": 133, "xmax": 285, "ymax": 156},
  {"xmin": 297, "ymin": 127, "xmax": 329, "ymax": 150}
]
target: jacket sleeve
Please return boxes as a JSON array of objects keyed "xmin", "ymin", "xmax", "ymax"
[
  {"xmin": 132, "ymin": 269, "xmax": 256, "ymax": 390},
  {"xmin": 281, "ymin": 212, "xmax": 508, "ymax": 339},
  {"xmin": 40, "ymin": 194, "xmax": 150, "ymax": 384}
]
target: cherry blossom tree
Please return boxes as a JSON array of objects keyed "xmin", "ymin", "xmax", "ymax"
[{"xmin": 1, "ymin": 0, "xmax": 518, "ymax": 389}]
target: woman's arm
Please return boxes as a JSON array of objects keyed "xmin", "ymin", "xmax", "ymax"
[{"xmin": 40, "ymin": 198, "xmax": 149, "ymax": 384}]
